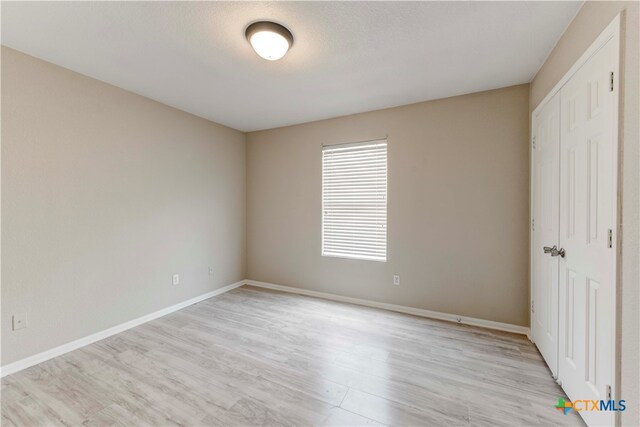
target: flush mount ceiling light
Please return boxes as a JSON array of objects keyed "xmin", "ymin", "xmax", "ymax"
[{"xmin": 245, "ymin": 21, "xmax": 294, "ymax": 61}]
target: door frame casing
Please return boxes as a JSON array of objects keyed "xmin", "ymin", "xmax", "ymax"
[{"xmin": 529, "ymin": 12, "xmax": 620, "ymax": 409}]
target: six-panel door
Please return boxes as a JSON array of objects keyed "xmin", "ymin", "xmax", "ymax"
[
  {"xmin": 558, "ymin": 36, "xmax": 617, "ymax": 427},
  {"xmin": 531, "ymin": 91, "xmax": 561, "ymax": 377}
]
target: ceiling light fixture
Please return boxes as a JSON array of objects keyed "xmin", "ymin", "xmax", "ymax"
[{"xmin": 245, "ymin": 21, "xmax": 293, "ymax": 61}]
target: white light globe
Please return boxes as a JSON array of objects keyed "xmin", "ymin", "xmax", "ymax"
[{"xmin": 249, "ymin": 31, "xmax": 290, "ymax": 61}]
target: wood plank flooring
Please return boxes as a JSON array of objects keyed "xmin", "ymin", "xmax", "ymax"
[{"xmin": 1, "ymin": 286, "xmax": 584, "ymax": 426}]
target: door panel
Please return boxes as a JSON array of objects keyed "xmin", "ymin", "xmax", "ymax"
[
  {"xmin": 558, "ymin": 36, "xmax": 616, "ymax": 427},
  {"xmin": 531, "ymin": 91, "xmax": 560, "ymax": 376}
]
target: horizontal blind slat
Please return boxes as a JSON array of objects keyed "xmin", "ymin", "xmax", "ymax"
[
  {"xmin": 323, "ymin": 226, "xmax": 386, "ymax": 233},
  {"xmin": 323, "ymin": 244, "xmax": 386, "ymax": 254}
]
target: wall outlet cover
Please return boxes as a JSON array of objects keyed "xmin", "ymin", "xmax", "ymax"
[
  {"xmin": 12, "ymin": 313, "xmax": 27, "ymax": 331},
  {"xmin": 393, "ymin": 275, "xmax": 400, "ymax": 286},
  {"xmin": 172, "ymin": 274, "xmax": 180, "ymax": 285}
]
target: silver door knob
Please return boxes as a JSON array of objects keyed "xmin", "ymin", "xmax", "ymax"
[{"xmin": 543, "ymin": 245, "xmax": 566, "ymax": 258}]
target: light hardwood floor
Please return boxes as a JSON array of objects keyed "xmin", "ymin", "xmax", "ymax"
[{"xmin": 1, "ymin": 286, "xmax": 584, "ymax": 426}]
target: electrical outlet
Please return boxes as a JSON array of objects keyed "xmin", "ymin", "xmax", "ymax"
[
  {"xmin": 208, "ymin": 267, "xmax": 214, "ymax": 276},
  {"xmin": 393, "ymin": 275, "xmax": 400, "ymax": 286},
  {"xmin": 172, "ymin": 274, "xmax": 180, "ymax": 285},
  {"xmin": 12, "ymin": 313, "xmax": 27, "ymax": 331}
]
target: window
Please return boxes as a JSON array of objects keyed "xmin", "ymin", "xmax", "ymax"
[{"xmin": 322, "ymin": 139, "xmax": 387, "ymax": 261}]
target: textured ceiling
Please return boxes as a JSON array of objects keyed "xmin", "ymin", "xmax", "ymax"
[{"xmin": 1, "ymin": 1, "xmax": 582, "ymax": 131}]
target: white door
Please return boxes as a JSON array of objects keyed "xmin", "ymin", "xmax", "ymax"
[
  {"xmin": 531, "ymin": 91, "xmax": 561, "ymax": 377},
  {"xmin": 558, "ymin": 36, "xmax": 617, "ymax": 427}
]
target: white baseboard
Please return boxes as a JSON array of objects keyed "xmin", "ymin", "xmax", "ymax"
[
  {"xmin": 0, "ymin": 280, "xmax": 245, "ymax": 378},
  {"xmin": 245, "ymin": 280, "xmax": 530, "ymax": 336},
  {"xmin": 2, "ymin": 278, "xmax": 530, "ymax": 378}
]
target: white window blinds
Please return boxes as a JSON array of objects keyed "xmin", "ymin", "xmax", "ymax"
[{"xmin": 322, "ymin": 140, "xmax": 387, "ymax": 262}]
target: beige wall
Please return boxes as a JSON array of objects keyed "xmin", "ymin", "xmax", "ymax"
[
  {"xmin": 531, "ymin": 3, "xmax": 639, "ymax": 425},
  {"xmin": 247, "ymin": 84, "xmax": 530, "ymax": 327},
  {"xmin": 1, "ymin": 47, "xmax": 246, "ymax": 365}
]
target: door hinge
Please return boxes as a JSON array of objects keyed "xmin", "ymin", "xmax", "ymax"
[
  {"xmin": 532, "ymin": 135, "xmax": 536, "ymax": 149},
  {"xmin": 531, "ymin": 300, "xmax": 535, "ymax": 313},
  {"xmin": 532, "ymin": 218, "xmax": 535, "ymax": 231},
  {"xmin": 606, "ymin": 384, "xmax": 612, "ymax": 401},
  {"xmin": 610, "ymin": 72, "xmax": 614, "ymax": 92},
  {"xmin": 608, "ymin": 229, "xmax": 613, "ymax": 248}
]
